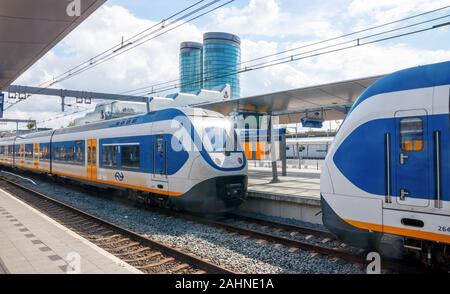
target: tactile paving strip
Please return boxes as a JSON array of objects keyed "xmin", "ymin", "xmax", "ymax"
[{"xmin": 0, "ymin": 205, "xmax": 69, "ymax": 273}]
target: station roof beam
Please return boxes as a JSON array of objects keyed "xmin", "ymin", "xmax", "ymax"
[{"xmin": 4, "ymin": 85, "xmax": 150, "ymax": 112}]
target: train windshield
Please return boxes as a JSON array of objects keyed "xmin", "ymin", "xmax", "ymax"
[{"xmin": 193, "ymin": 117, "xmax": 241, "ymax": 153}]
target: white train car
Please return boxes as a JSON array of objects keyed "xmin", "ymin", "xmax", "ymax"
[
  {"xmin": 285, "ymin": 137, "xmax": 334, "ymax": 159},
  {"xmin": 0, "ymin": 107, "xmax": 248, "ymax": 213},
  {"xmin": 321, "ymin": 61, "xmax": 450, "ymax": 266}
]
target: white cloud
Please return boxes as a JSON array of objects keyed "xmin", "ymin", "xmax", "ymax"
[
  {"xmin": 206, "ymin": 0, "xmax": 342, "ymax": 39},
  {"xmin": 6, "ymin": 4, "xmax": 203, "ymax": 129},
  {"xmin": 348, "ymin": 0, "xmax": 450, "ymax": 27},
  {"xmin": 3, "ymin": 1, "xmax": 450, "ymax": 130}
]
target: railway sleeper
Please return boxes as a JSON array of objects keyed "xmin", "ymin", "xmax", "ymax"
[
  {"xmin": 110, "ymin": 242, "xmax": 141, "ymax": 251},
  {"xmin": 123, "ymin": 252, "xmax": 163, "ymax": 263},
  {"xmin": 161, "ymin": 263, "xmax": 191, "ymax": 274},
  {"xmin": 136, "ymin": 257, "xmax": 175, "ymax": 270},
  {"xmin": 114, "ymin": 247, "xmax": 153, "ymax": 257}
]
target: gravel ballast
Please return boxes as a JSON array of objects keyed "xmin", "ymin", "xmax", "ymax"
[{"xmin": 0, "ymin": 171, "xmax": 365, "ymax": 274}]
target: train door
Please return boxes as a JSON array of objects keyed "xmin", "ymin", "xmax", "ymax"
[
  {"xmin": 19, "ymin": 144, "xmax": 24, "ymax": 165},
  {"xmin": 394, "ymin": 109, "xmax": 430, "ymax": 207},
  {"xmin": 87, "ymin": 139, "xmax": 97, "ymax": 181},
  {"xmin": 152, "ymin": 135, "xmax": 168, "ymax": 192},
  {"xmin": 33, "ymin": 143, "xmax": 39, "ymax": 169},
  {"xmin": 153, "ymin": 136, "xmax": 167, "ymax": 179}
]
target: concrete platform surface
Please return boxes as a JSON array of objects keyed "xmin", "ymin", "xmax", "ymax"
[
  {"xmin": 0, "ymin": 188, "xmax": 140, "ymax": 274},
  {"xmin": 241, "ymin": 167, "xmax": 322, "ymax": 224},
  {"xmin": 248, "ymin": 167, "xmax": 320, "ymax": 200}
]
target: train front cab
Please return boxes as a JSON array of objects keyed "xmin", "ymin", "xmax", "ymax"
[
  {"xmin": 322, "ymin": 83, "xmax": 450, "ymax": 257},
  {"xmin": 170, "ymin": 114, "xmax": 248, "ymax": 213}
]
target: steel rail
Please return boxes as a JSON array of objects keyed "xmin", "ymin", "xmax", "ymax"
[
  {"xmin": 226, "ymin": 213, "xmax": 336, "ymax": 239},
  {"xmin": 0, "ymin": 177, "xmax": 235, "ymax": 274}
]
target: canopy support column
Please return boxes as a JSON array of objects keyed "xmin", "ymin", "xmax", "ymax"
[
  {"xmin": 281, "ymin": 131, "xmax": 287, "ymax": 176},
  {"xmin": 269, "ymin": 115, "xmax": 280, "ymax": 183}
]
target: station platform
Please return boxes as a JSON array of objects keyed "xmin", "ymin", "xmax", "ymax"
[
  {"xmin": 248, "ymin": 166, "xmax": 320, "ymax": 199},
  {"xmin": 0, "ymin": 188, "xmax": 140, "ymax": 274},
  {"xmin": 240, "ymin": 166, "xmax": 322, "ymax": 224}
]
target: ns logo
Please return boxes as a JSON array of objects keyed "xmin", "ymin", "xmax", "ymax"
[{"xmin": 115, "ymin": 172, "xmax": 124, "ymax": 182}]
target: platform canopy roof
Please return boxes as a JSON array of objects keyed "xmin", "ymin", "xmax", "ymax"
[
  {"xmin": 196, "ymin": 75, "xmax": 384, "ymax": 123},
  {"xmin": 0, "ymin": 0, "xmax": 106, "ymax": 89}
]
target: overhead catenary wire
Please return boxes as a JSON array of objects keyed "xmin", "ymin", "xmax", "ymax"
[
  {"xmin": 128, "ymin": 13, "xmax": 450, "ymax": 96},
  {"xmin": 4, "ymin": 0, "xmax": 234, "ymax": 111},
  {"xmin": 19, "ymin": 5, "xmax": 450, "ymax": 127},
  {"xmin": 120, "ymin": 5, "xmax": 450, "ymax": 96},
  {"xmin": 37, "ymin": 15, "xmax": 450, "ymax": 127},
  {"xmin": 35, "ymin": 0, "xmax": 208, "ymax": 89},
  {"xmin": 47, "ymin": 0, "xmax": 234, "ymax": 88},
  {"xmin": 37, "ymin": 0, "xmax": 223, "ymax": 88}
]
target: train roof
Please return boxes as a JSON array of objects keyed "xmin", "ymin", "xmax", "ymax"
[
  {"xmin": 350, "ymin": 60, "xmax": 450, "ymax": 112},
  {"xmin": 0, "ymin": 107, "xmax": 225, "ymax": 142}
]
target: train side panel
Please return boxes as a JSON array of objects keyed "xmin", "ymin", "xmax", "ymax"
[{"xmin": 322, "ymin": 62, "xmax": 450, "ymax": 252}]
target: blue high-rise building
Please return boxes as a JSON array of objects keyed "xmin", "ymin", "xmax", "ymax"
[
  {"xmin": 203, "ymin": 32, "xmax": 241, "ymax": 98},
  {"xmin": 179, "ymin": 42, "xmax": 203, "ymax": 93}
]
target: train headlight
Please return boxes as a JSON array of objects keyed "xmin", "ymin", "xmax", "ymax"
[
  {"xmin": 215, "ymin": 158, "xmax": 222, "ymax": 165},
  {"xmin": 237, "ymin": 157, "xmax": 243, "ymax": 164}
]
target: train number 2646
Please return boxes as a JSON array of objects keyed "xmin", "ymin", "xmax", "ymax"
[{"xmin": 438, "ymin": 226, "xmax": 450, "ymax": 233}]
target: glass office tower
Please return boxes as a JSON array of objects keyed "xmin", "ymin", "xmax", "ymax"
[
  {"xmin": 203, "ymin": 32, "xmax": 241, "ymax": 98},
  {"xmin": 179, "ymin": 42, "xmax": 203, "ymax": 93}
]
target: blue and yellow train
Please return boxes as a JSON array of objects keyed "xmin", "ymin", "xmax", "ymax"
[
  {"xmin": 321, "ymin": 61, "xmax": 450, "ymax": 265},
  {"xmin": 0, "ymin": 107, "xmax": 248, "ymax": 213}
]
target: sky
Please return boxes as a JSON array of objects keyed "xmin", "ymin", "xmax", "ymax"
[{"xmin": 4, "ymin": 0, "xmax": 450, "ymax": 130}]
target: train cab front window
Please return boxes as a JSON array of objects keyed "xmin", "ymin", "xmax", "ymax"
[
  {"xmin": 400, "ymin": 117, "xmax": 424, "ymax": 152},
  {"xmin": 193, "ymin": 117, "xmax": 241, "ymax": 153}
]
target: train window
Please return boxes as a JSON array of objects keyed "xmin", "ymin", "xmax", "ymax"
[
  {"xmin": 60, "ymin": 147, "xmax": 67, "ymax": 161},
  {"xmin": 53, "ymin": 147, "xmax": 58, "ymax": 160},
  {"xmin": 92, "ymin": 146, "xmax": 97, "ymax": 164},
  {"xmin": 44, "ymin": 147, "xmax": 49, "ymax": 160},
  {"xmin": 121, "ymin": 145, "xmax": 140, "ymax": 169},
  {"xmin": 39, "ymin": 145, "xmax": 50, "ymax": 161},
  {"xmin": 25, "ymin": 144, "xmax": 33, "ymax": 160},
  {"xmin": 75, "ymin": 142, "xmax": 83, "ymax": 163},
  {"xmin": 101, "ymin": 146, "xmax": 117, "ymax": 168},
  {"xmin": 67, "ymin": 146, "xmax": 74, "ymax": 162},
  {"xmin": 204, "ymin": 127, "xmax": 229, "ymax": 152},
  {"xmin": 400, "ymin": 118, "xmax": 424, "ymax": 152}
]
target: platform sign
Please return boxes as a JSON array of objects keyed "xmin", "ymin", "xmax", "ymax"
[
  {"xmin": 0, "ymin": 93, "xmax": 4, "ymax": 118},
  {"xmin": 240, "ymin": 129, "xmax": 286, "ymax": 161}
]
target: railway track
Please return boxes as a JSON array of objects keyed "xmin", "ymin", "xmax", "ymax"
[
  {"xmin": 226, "ymin": 213, "xmax": 336, "ymax": 240},
  {"xmin": 149, "ymin": 209, "xmax": 430, "ymax": 274},
  {"xmin": 0, "ymin": 170, "xmax": 431, "ymax": 274},
  {"xmin": 0, "ymin": 177, "xmax": 234, "ymax": 274}
]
